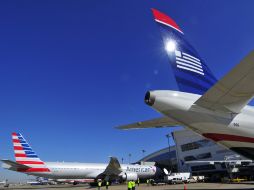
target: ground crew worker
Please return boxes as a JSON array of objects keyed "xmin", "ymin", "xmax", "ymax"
[
  {"xmin": 146, "ymin": 179, "xmax": 149, "ymax": 186},
  {"xmin": 97, "ymin": 180, "xmax": 102, "ymax": 190},
  {"xmin": 132, "ymin": 180, "xmax": 136, "ymax": 190},
  {"xmin": 106, "ymin": 181, "xmax": 109, "ymax": 189},
  {"xmin": 128, "ymin": 180, "xmax": 132, "ymax": 190},
  {"xmin": 137, "ymin": 178, "xmax": 140, "ymax": 186}
]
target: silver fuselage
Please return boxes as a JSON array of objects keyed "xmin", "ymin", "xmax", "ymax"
[
  {"xmin": 24, "ymin": 162, "xmax": 157, "ymax": 179},
  {"xmin": 147, "ymin": 90, "xmax": 254, "ymax": 159}
]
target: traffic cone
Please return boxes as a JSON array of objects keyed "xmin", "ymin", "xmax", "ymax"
[{"xmin": 184, "ymin": 183, "xmax": 187, "ymax": 190}]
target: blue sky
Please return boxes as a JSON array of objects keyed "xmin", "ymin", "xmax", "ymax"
[{"xmin": 1, "ymin": 0, "xmax": 254, "ymax": 182}]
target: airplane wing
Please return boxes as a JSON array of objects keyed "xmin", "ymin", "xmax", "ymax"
[
  {"xmin": 102, "ymin": 157, "xmax": 122, "ymax": 176},
  {"xmin": 194, "ymin": 50, "xmax": 254, "ymax": 113},
  {"xmin": 116, "ymin": 116, "xmax": 179, "ymax": 130},
  {"xmin": 1, "ymin": 159, "xmax": 31, "ymax": 170}
]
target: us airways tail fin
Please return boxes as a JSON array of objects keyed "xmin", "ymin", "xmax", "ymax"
[
  {"xmin": 152, "ymin": 9, "xmax": 217, "ymax": 95},
  {"xmin": 11, "ymin": 132, "xmax": 50, "ymax": 172}
]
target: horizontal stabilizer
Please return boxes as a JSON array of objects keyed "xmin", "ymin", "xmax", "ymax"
[
  {"xmin": 116, "ymin": 117, "xmax": 179, "ymax": 130},
  {"xmin": 1, "ymin": 159, "xmax": 30, "ymax": 171},
  {"xmin": 195, "ymin": 50, "xmax": 254, "ymax": 113}
]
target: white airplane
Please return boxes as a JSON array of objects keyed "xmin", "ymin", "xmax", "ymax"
[
  {"xmin": 1, "ymin": 132, "xmax": 162, "ymax": 183},
  {"xmin": 0, "ymin": 179, "xmax": 7, "ymax": 185},
  {"xmin": 117, "ymin": 8, "xmax": 254, "ymax": 160}
]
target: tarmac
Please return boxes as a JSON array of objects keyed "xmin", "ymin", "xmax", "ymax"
[{"xmin": 2, "ymin": 183, "xmax": 254, "ymax": 190}]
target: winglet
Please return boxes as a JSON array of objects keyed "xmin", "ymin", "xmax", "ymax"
[{"xmin": 151, "ymin": 8, "xmax": 183, "ymax": 34}]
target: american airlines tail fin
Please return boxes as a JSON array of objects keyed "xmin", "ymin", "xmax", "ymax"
[
  {"xmin": 11, "ymin": 132, "xmax": 50, "ymax": 172},
  {"xmin": 152, "ymin": 9, "xmax": 217, "ymax": 95}
]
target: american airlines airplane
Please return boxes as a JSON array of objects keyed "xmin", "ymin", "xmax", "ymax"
[
  {"xmin": 1, "ymin": 133, "xmax": 162, "ymax": 182},
  {"xmin": 118, "ymin": 8, "xmax": 254, "ymax": 160}
]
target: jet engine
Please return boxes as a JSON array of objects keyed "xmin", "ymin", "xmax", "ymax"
[{"xmin": 120, "ymin": 172, "xmax": 138, "ymax": 181}]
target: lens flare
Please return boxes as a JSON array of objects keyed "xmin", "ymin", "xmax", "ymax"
[{"xmin": 165, "ymin": 40, "xmax": 176, "ymax": 52}]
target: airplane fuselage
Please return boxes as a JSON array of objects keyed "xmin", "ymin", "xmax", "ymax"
[
  {"xmin": 146, "ymin": 90, "xmax": 254, "ymax": 159},
  {"xmin": 23, "ymin": 162, "xmax": 158, "ymax": 180}
]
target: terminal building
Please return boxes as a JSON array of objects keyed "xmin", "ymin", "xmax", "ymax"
[{"xmin": 140, "ymin": 129, "xmax": 254, "ymax": 180}]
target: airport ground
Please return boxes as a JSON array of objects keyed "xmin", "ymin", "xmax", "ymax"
[{"xmin": 2, "ymin": 183, "xmax": 254, "ymax": 190}]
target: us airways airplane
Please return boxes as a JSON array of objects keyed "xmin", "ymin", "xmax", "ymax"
[
  {"xmin": 1, "ymin": 133, "xmax": 162, "ymax": 182},
  {"xmin": 118, "ymin": 9, "xmax": 254, "ymax": 160}
]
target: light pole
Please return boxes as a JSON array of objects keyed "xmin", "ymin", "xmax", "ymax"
[
  {"xmin": 142, "ymin": 149, "xmax": 146, "ymax": 158},
  {"xmin": 166, "ymin": 134, "xmax": 172, "ymax": 172},
  {"xmin": 128, "ymin": 153, "xmax": 132, "ymax": 164},
  {"xmin": 166, "ymin": 134, "xmax": 171, "ymax": 152}
]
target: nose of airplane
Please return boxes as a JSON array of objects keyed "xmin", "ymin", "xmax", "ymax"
[{"xmin": 144, "ymin": 91, "xmax": 155, "ymax": 106}]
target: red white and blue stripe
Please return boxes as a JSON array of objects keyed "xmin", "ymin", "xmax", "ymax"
[{"xmin": 12, "ymin": 132, "xmax": 50, "ymax": 172}]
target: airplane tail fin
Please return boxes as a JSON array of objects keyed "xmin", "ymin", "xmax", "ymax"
[
  {"xmin": 12, "ymin": 132, "xmax": 50, "ymax": 172},
  {"xmin": 152, "ymin": 8, "xmax": 217, "ymax": 95}
]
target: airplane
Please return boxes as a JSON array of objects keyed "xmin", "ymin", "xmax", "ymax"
[
  {"xmin": 117, "ymin": 8, "xmax": 254, "ymax": 160},
  {"xmin": 1, "ymin": 132, "xmax": 162, "ymax": 184},
  {"xmin": 0, "ymin": 179, "xmax": 8, "ymax": 185}
]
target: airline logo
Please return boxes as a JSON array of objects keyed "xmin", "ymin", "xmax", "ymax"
[
  {"xmin": 152, "ymin": 8, "xmax": 218, "ymax": 95},
  {"xmin": 175, "ymin": 50, "xmax": 204, "ymax": 76},
  {"xmin": 126, "ymin": 166, "xmax": 151, "ymax": 173},
  {"xmin": 12, "ymin": 132, "xmax": 50, "ymax": 172}
]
